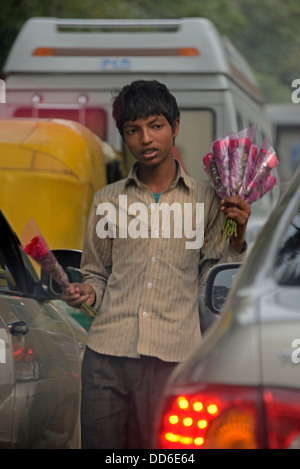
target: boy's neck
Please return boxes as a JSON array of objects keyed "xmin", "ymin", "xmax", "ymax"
[{"xmin": 137, "ymin": 158, "xmax": 177, "ymax": 193}]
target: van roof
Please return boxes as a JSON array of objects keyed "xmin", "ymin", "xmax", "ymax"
[
  {"xmin": 266, "ymin": 103, "xmax": 300, "ymax": 126},
  {"xmin": 3, "ymin": 17, "xmax": 261, "ymax": 102}
]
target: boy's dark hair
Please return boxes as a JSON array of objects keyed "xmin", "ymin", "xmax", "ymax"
[{"xmin": 112, "ymin": 80, "xmax": 180, "ymax": 139}]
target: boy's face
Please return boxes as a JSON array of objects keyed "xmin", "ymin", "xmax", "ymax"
[{"xmin": 123, "ymin": 114, "xmax": 179, "ymax": 167}]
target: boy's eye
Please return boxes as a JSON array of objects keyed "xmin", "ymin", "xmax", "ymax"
[
  {"xmin": 124, "ymin": 121, "xmax": 163, "ymax": 136},
  {"xmin": 126, "ymin": 128, "xmax": 136, "ymax": 135}
]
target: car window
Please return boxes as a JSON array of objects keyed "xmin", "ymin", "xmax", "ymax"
[
  {"xmin": 0, "ymin": 253, "xmax": 17, "ymax": 291},
  {"xmin": 274, "ymin": 207, "xmax": 300, "ymax": 286},
  {"xmin": 0, "ymin": 244, "xmax": 33, "ymax": 293}
]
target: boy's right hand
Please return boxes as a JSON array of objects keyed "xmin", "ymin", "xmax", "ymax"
[{"xmin": 61, "ymin": 283, "xmax": 96, "ymax": 309}]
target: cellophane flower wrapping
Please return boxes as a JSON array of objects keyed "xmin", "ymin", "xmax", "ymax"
[
  {"xmin": 203, "ymin": 127, "xmax": 279, "ymax": 239},
  {"xmin": 21, "ymin": 218, "xmax": 96, "ymax": 318}
]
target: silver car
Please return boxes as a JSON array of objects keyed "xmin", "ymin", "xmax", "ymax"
[
  {"xmin": 0, "ymin": 211, "xmax": 87, "ymax": 449},
  {"xmin": 155, "ymin": 165, "xmax": 300, "ymax": 449}
]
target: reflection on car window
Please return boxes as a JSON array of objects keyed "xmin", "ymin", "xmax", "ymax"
[
  {"xmin": 0, "ymin": 253, "xmax": 17, "ymax": 291},
  {"xmin": 274, "ymin": 208, "xmax": 300, "ymax": 286}
]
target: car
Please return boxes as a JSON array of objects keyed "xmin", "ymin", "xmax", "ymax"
[
  {"xmin": 154, "ymin": 164, "xmax": 300, "ymax": 449},
  {"xmin": 0, "ymin": 210, "xmax": 87, "ymax": 449}
]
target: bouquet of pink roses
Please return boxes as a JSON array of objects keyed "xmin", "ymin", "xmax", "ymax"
[
  {"xmin": 21, "ymin": 218, "xmax": 97, "ymax": 318},
  {"xmin": 203, "ymin": 126, "xmax": 278, "ymax": 239}
]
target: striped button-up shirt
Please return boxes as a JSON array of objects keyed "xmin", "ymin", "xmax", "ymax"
[{"xmin": 81, "ymin": 162, "xmax": 246, "ymax": 362}]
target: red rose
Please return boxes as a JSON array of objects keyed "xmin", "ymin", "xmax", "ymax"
[
  {"xmin": 24, "ymin": 236, "xmax": 48, "ymax": 260},
  {"xmin": 229, "ymin": 139, "xmax": 238, "ymax": 151},
  {"xmin": 249, "ymin": 146, "xmax": 257, "ymax": 159},
  {"xmin": 213, "ymin": 140, "xmax": 225, "ymax": 153},
  {"xmin": 203, "ymin": 152, "xmax": 214, "ymax": 169},
  {"xmin": 239, "ymin": 137, "xmax": 251, "ymax": 150},
  {"xmin": 266, "ymin": 152, "xmax": 278, "ymax": 169}
]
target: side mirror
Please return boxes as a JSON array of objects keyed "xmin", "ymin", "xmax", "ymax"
[
  {"xmin": 40, "ymin": 249, "xmax": 82, "ymax": 296},
  {"xmin": 204, "ymin": 263, "xmax": 241, "ymax": 314}
]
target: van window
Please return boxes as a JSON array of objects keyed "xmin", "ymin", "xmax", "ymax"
[
  {"xmin": 236, "ymin": 112, "xmax": 244, "ymax": 132},
  {"xmin": 175, "ymin": 109, "xmax": 215, "ymax": 181},
  {"xmin": 277, "ymin": 126, "xmax": 300, "ymax": 181},
  {"xmin": 274, "ymin": 207, "xmax": 300, "ymax": 286},
  {"xmin": 13, "ymin": 107, "xmax": 107, "ymax": 141}
]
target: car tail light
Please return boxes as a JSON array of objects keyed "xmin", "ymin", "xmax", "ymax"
[
  {"xmin": 264, "ymin": 388, "xmax": 300, "ymax": 449},
  {"xmin": 157, "ymin": 384, "xmax": 300, "ymax": 449}
]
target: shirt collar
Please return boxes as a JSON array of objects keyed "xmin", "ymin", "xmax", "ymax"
[{"xmin": 124, "ymin": 160, "xmax": 194, "ymax": 191}]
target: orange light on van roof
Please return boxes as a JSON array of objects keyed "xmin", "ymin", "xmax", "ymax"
[
  {"xmin": 32, "ymin": 47, "xmax": 200, "ymax": 57},
  {"xmin": 178, "ymin": 47, "xmax": 199, "ymax": 56},
  {"xmin": 33, "ymin": 47, "xmax": 55, "ymax": 56}
]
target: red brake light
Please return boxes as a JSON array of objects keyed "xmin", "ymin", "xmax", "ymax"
[
  {"xmin": 264, "ymin": 388, "xmax": 300, "ymax": 449},
  {"xmin": 157, "ymin": 384, "xmax": 300, "ymax": 449},
  {"xmin": 158, "ymin": 385, "xmax": 260, "ymax": 449}
]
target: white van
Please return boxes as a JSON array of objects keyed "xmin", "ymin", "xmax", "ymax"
[
  {"xmin": 2, "ymin": 17, "xmax": 279, "ymax": 242},
  {"xmin": 266, "ymin": 103, "xmax": 300, "ymax": 189}
]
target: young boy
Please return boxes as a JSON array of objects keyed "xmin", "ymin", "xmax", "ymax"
[{"xmin": 62, "ymin": 80, "xmax": 250, "ymax": 449}]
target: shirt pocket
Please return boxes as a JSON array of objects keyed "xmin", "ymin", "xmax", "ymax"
[{"xmin": 161, "ymin": 237, "xmax": 200, "ymax": 272}]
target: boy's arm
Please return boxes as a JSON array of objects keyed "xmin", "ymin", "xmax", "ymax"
[
  {"xmin": 199, "ymin": 189, "xmax": 248, "ymax": 285},
  {"xmin": 79, "ymin": 196, "xmax": 112, "ymax": 312}
]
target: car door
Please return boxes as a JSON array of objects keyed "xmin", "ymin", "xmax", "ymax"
[
  {"xmin": 0, "ymin": 211, "xmax": 82, "ymax": 448},
  {"xmin": 0, "ymin": 212, "xmax": 31, "ymax": 449},
  {"xmin": 0, "ymin": 310, "xmax": 14, "ymax": 448},
  {"xmin": 260, "ymin": 205, "xmax": 300, "ymax": 389}
]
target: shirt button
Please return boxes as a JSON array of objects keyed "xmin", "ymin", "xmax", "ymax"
[
  {"xmin": 143, "ymin": 311, "xmax": 148, "ymax": 317},
  {"xmin": 148, "ymin": 203, "xmax": 154, "ymax": 210},
  {"xmin": 151, "ymin": 256, "xmax": 156, "ymax": 262},
  {"xmin": 147, "ymin": 282, "xmax": 152, "ymax": 288}
]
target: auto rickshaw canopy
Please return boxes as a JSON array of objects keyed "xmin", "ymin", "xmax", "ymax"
[{"xmin": 0, "ymin": 118, "xmax": 118, "ymax": 250}]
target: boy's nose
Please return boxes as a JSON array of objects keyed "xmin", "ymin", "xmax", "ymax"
[{"xmin": 141, "ymin": 128, "xmax": 153, "ymax": 144}]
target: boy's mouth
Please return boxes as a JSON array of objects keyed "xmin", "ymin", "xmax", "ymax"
[{"xmin": 142, "ymin": 148, "xmax": 158, "ymax": 159}]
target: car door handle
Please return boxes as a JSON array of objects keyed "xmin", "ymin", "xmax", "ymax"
[{"xmin": 8, "ymin": 320, "xmax": 29, "ymax": 336}]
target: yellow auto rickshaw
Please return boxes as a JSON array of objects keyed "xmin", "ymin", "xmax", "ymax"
[{"xmin": 0, "ymin": 118, "xmax": 123, "ymax": 251}]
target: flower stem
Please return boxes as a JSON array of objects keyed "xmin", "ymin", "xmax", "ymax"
[
  {"xmin": 81, "ymin": 302, "xmax": 98, "ymax": 319},
  {"xmin": 222, "ymin": 218, "xmax": 237, "ymax": 240}
]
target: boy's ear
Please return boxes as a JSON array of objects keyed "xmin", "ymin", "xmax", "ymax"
[{"xmin": 173, "ymin": 118, "xmax": 180, "ymax": 138}]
